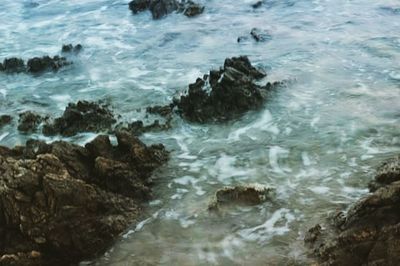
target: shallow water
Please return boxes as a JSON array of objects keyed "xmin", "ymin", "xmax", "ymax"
[{"xmin": 1, "ymin": 0, "xmax": 400, "ymax": 265}]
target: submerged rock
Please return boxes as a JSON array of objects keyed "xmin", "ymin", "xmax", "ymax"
[
  {"xmin": 43, "ymin": 101, "xmax": 117, "ymax": 137},
  {"xmin": 17, "ymin": 111, "xmax": 45, "ymax": 133},
  {"xmin": 61, "ymin": 44, "xmax": 83, "ymax": 54},
  {"xmin": 0, "ymin": 115, "xmax": 12, "ymax": 128},
  {"xmin": 306, "ymin": 156, "xmax": 400, "ymax": 265},
  {"xmin": 0, "ymin": 131, "xmax": 168, "ymax": 265},
  {"xmin": 129, "ymin": 0, "xmax": 204, "ymax": 19},
  {"xmin": 252, "ymin": 1, "xmax": 263, "ymax": 9},
  {"xmin": 238, "ymin": 28, "xmax": 272, "ymax": 43},
  {"xmin": 208, "ymin": 184, "xmax": 273, "ymax": 211},
  {"xmin": 176, "ymin": 56, "xmax": 283, "ymax": 122}
]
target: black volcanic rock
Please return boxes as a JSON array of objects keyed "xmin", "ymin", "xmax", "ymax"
[
  {"xmin": 176, "ymin": 56, "xmax": 283, "ymax": 122},
  {"xmin": 129, "ymin": 0, "xmax": 204, "ymax": 19},
  {"xmin": 27, "ymin": 56, "xmax": 70, "ymax": 73}
]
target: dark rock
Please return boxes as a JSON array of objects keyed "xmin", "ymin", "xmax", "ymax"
[
  {"xmin": 149, "ymin": 0, "xmax": 180, "ymax": 19},
  {"xmin": 129, "ymin": 0, "xmax": 150, "ymax": 13},
  {"xmin": 369, "ymin": 156, "xmax": 400, "ymax": 191},
  {"xmin": 17, "ymin": 112, "xmax": 44, "ymax": 133},
  {"xmin": 183, "ymin": 1, "xmax": 204, "ymax": 17},
  {"xmin": 250, "ymin": 28, "xmax": 272, "ymax": 42},
  {"xmin": 27, "ymin": 56, "xmax": 70, "ymax": 73},
  {"xmin": 129, "ymin": 0, "xmax": 204, "ymax": 19},
  {"xmin": 208, "ymin": 184, "xmax": 273, "ymax": 211},
  {"xmin": 1, "ymin": 58, "xmax": 25, "ymax": 73},
  {"xmin": 0, "ymin": 115, "xmax": 12, "ymax": 129},
  {"xmin": 146, "ymin": 105, "xmax": 173, "ymax": 117},
  {"xmin": 306, "ymin": 156, "xmax": 400, "ymax": 266},
  {"xmin": 176, "ymin": 56, "xmax": 281, "ymax": 122},
  {"xmin": 43, "ymin": 101, "xmax": 117, "ymax": 137},
  {"xmin": 0, "ymin": 132, "xmax": 168, "ymax": 265},
  {"xmin": 252, "ymin": 1, "xmax": 263, "ymax": 9},
  {"xmin": 61, "ymin": 44, "xmax": 83, "ymax": 54}
]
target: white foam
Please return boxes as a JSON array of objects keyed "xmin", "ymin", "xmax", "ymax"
[
  {"xmin": 0, "ymin": 132, "xmax": 9, "ymax": 142},
  {"xmin": 269, "ymin": 146, "xmax": 291, "ymax": 174},
  {"xmin": 309, "ymin": 186, "xmax": 330, "ymax": 194}
]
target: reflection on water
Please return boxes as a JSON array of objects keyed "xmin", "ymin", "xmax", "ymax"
[{"xmin": 1, "ymin": 0, "xmax": 400, "ymax": 265}]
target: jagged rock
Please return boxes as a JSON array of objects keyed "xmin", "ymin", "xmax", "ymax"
[
  {"xmin": 183, "ymin": 1, "xmax": 204, "ymax": 17},
  {"xmin": 61, "ymin": 44, "xmax": 83, "ymax": 54},
  {"xmin": 1, "ymin": 58, "xmax": 25, "ymax": 73},
  {"xmin": 43, "ymin": 101, "xmax": 117, "ymax": 137},
  {"xmin": 306, "ymin": 156, "xmax": 400, "ymax": 266},
  {"xmin": 27, "ymin": 56, "xmax": 70, "ymax": 73},
  {"xmin": 208, "ymin": 184, "xmax": 273, "ymax": 211},
  {"xmin": 369, "ymin": 156, "xmax": 400, "ymax": 191},
  {"xmin": 0, "ymin": 115, "xmax": 12, "ymax": 129},
  {"xmin": 129, "ymin": 0, "xmax": 204, "ymax": 19},
  {"xmin": 17, "ymin": 112, "xmax": 44, "ymax": 133},
  {"xmin": 176, "ymin": 56, "xmax": 282, "ymax": 122},
  {"xmin": 0, "ymin": 131, "xmax": 168, "ymax": 265},
  {"xmin": 252, "ymin": 1, "xmax": 263, "ymax": 9},
  {"xmin": 125, "ymin": 118, "xmax": 172, "ymax": 136}
]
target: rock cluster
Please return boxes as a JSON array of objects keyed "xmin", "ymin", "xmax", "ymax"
[
  {"xmin": 129, "ymin": 0, "xmax": 204, "ymax": 19},
  {"xmin": 0, "ymin": 56, "xmax": 70, "ymax": 74},
  {"xmin": 0, "ymin": 131, "xmax": 168, "ymax": 265},
  {"xmin": 176, "ymin": 56, "xmax": 283, "ymax": 122},
  {"xmin": 305, "ymin": 156, "xmax": 400, "ymax": 266}
]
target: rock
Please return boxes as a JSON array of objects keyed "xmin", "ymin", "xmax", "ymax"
[
  {"xmin": 129, "ymin": 0, "xmax": 150, "ymax": 13},
  {"xmin": 125, "ymin": 118, "xmax": 172, "ymax": 136},
  {"xmin": 369, "ymin": 156, "xmax": 400, "ymax": 191},
  {"xmin": 27, "ymin": 56, "xmax": 70, "ymax": 73},
  {"xmin": 238, "ymin": 28, "xmax": 272, "ymax": 43},
  {"xmin": 0, "ymin": 115, "xmax": 12, "ymax": 128},
  {"xmin": 146, "ymin": 105, "xmax": 173, "ymax": 117},
  {"xmin": 252, "ymin": 1, "xmax": 263, "ymax": 9},
  {"xmin": 1, "ymin": 58, "xmax": 25, "ymax": 73},
  {"xmin": 0, "ymin": 131, "xmax": 168, "ymax": 265},
  {"xmin": 176, "ymin": 56, "xmax": 282, "ymax": 122},
  {"xmin": 61, "ymin": 44, "xmax": 83, "ymax": 54},
  {"xmin": 43, "ymin": 101, "xmax": 117, "ymax": 137},
  {"xmin": 306, "ymin": 156, "xmax": 400, "ymax": 266},
  {"xmin": 129, "ymin": 0, "xmax": 204, "ymax": 19},
  {"xmin": 183, "ymin": 1, "xmax": 204, "ymax": 17},
  {"xmin": 17, "ymin": 112, "xmax": 44, "ymax": 133},
  {"xmin": 250, "ymin": 28, "xmax": 272, "ymax": 42},
  {"xmin": 208, "ymin": 184, "xmax": 273, "ymax": 211}
]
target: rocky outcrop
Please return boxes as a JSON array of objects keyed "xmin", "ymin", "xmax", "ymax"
[
  {"xmin": 208, "ymin": 184, "xmax": 273, "ymax": 211},
  {"xmin": 61, "ymin": 44, "xmax": 83, "ymax": 54},
  {"xmin": 43, "ymin": 101, "xmax": 117, "ymax": 137},
  {"xmin": 0, "ymin": 115, "xmax": 12, "ymax": 129},
  {"xmin": 17, "ymin": 112, "xmax": 45, "ymax": 133},
  {"xmin": 128, "ymin": 0, "xmax": 204, "ymax": 19},
  {"xmin": 0, "ymin": 131, "xmax": 168, "ymax": 265},
  {"xmin": 0, "ymin": 58, "xmax": 25, "ymax": 73},
  {"xmin": 176, "ymin": 56, "xmax": 283, "ymax": 122},
  {"xmin": 27, "ymin": 56, "xmax": 70, "ymax": 73},
  {"xmin": 305, "ymin": 156, "xmax": 400, "ymax": 266}
]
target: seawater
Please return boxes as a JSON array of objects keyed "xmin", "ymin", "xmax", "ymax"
[{"xmin": 0, "ymin": 0, "xmax": 400, "ymax": 265}]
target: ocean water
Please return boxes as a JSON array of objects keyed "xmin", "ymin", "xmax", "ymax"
[{"xmin": 1, "ymin": 0, "xmax": 400, "ymax": 265}]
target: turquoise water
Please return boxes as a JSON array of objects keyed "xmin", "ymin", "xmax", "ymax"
[{"xmin": 1, "ymin": 0, "xmax": 400, "ymax": 265}]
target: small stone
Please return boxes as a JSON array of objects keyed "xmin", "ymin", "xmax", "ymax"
[{"xmin": 30, "ymin": 250, "xmax": 41, "ymax": 259}]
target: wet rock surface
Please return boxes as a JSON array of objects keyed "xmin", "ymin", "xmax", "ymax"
[
  {"xmin": 43, "ymin": 101, "xmax": 117, "ymax": 137},
  {"xmin": 61, "ymin": 44, "xmax": 83, "ymax": 54},
  {"xmin": 17, "ymin": 112, "xmax": 45, "ymax": 133},
  {"xmin": 0, "ymin": 56, "xmax": 71, "ymax": 74},
  {"xmin": 129, "ymin": 0, "xmax": 204, "ymax": 19},
  {"xmin": 306, "ymin": 156, "xmax": 400, "ymax": 266},
  {"xmin": 238, "ymin": 28, "xmax": 272, "ymax": 43},
  {"xmin": 176, "ymin": 56, "xmax": 283, "ymax": 122},
  {"xmin": 0, "ymin": 115, "xmax": 12, "ymax": 129},
  {"xmin": 208, "ymin": 184, "xmax": 273, "ymax": 211},
  {"xmin": 0, "ymin": 131, "xmax": 168, "ymax": 265}
]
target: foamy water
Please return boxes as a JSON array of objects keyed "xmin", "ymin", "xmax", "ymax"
[{"xmin": 1, "ymin": 0, "xmax": 400, "ymax": 265}]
